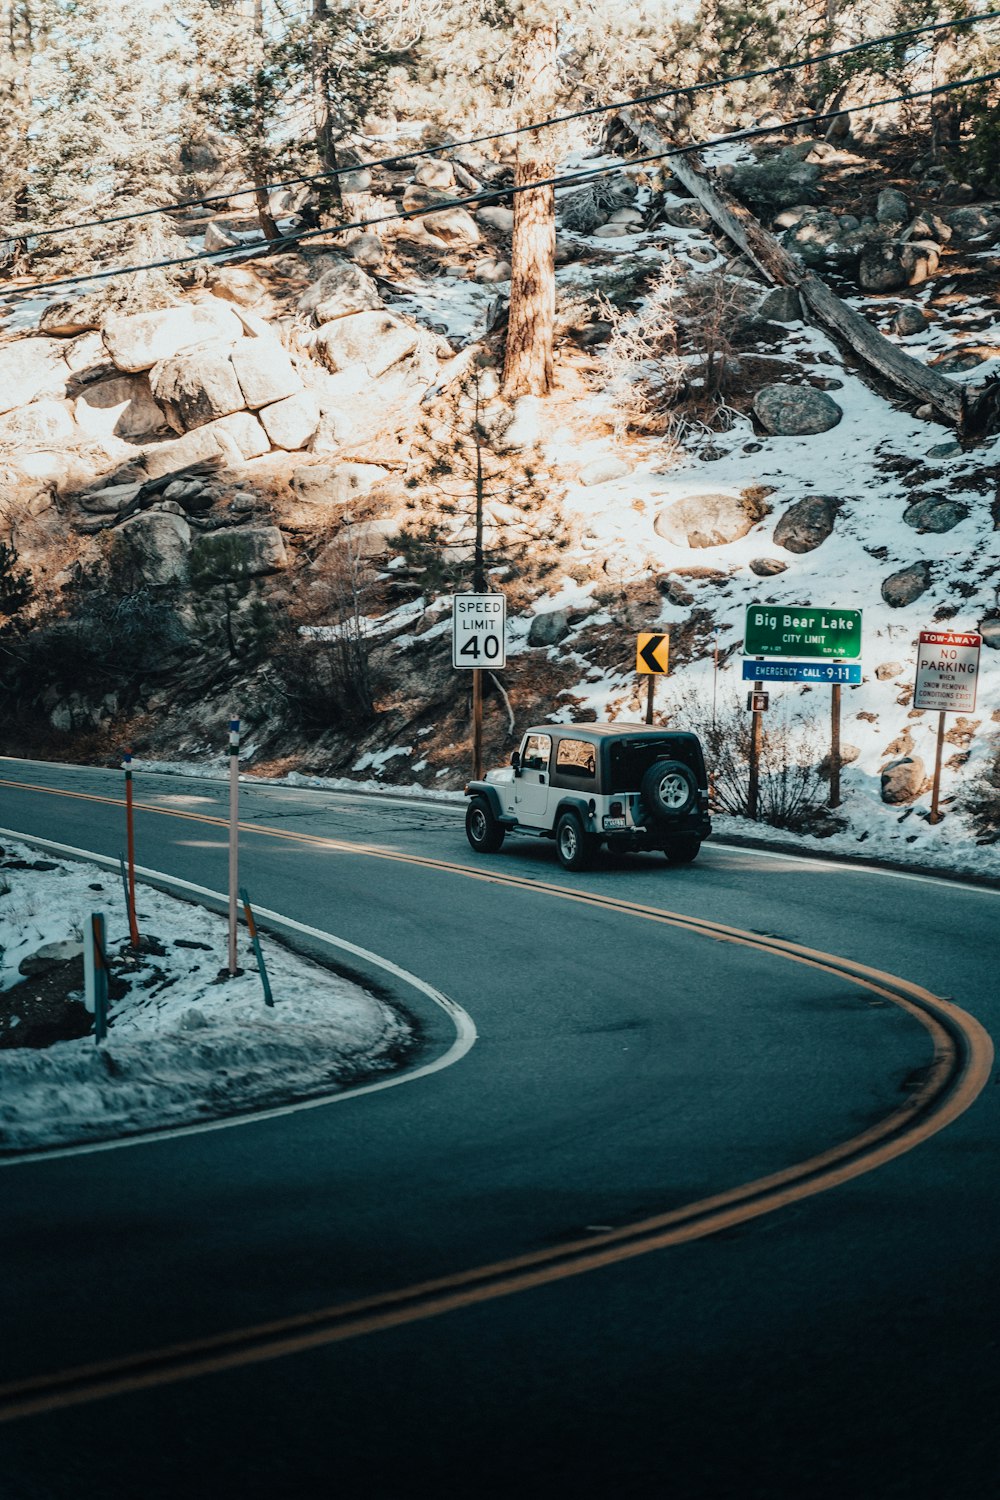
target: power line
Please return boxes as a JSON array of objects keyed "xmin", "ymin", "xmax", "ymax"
[
  {"xmin": 6, "ymin": 8, "xmax": 998, "ymax": 246},
  {"xmin": 2, "ymin": 67, "xmax": 998, "ymax": 305}
]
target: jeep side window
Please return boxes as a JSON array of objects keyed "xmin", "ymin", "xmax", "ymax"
[
  {"xmin": 555, "ymin": 738, "xmax": 596, "ymax": 778},
  {"xmin": 520, "ymin": 733, "xmax": 551, "ymax": 772}
]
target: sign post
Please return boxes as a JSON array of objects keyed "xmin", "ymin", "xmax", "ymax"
[
  {"xmin": 228, "ymin": 717, "xmax": 240, "ymax": 976},
  {"xmin": 913, "ymin": 629, "xmax": 981, "ymax": 824},
  {"xmin": 452, "ymin": 594, "xmax": 506, "ymax": 780},
  {"xmin": 743, "ymin": 606, "xmax": 863, "ymax": 814},
  {"xmin": 635, "ymin": 632, "xmax": 669, "ymax": 724},
  {"xmin": 122, "ymin": 750, "xmax": 140, "ymax": 948}
]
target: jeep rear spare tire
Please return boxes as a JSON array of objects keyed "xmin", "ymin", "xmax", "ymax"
[
  {"xmin": 641, "ymin": 759, "xmax": 698, "ymax": 821},
  {"xmin": 466, "ymin": 796, "xmax": 505, "ymax": 854}
]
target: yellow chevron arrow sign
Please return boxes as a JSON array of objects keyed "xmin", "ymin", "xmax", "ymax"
[{"xmin": 636, "ymin": 632, "xmax": 670, "ymax": 675}]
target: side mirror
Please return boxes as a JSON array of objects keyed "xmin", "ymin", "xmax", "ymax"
[{"xmin": 510, "ymin": 750, "xmax": 521, "ymax": 775}]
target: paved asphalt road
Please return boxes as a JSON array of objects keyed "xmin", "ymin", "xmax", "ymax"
[{"xmin": 1, "ymin": 757, "xmax": 998, "ymax": 1500}]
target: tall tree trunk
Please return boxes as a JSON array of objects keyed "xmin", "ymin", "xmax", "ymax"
[
  {"xmin": 251, "ymin": 0, "xmax": 280, "ymax": 240},
  {"xmin": 312, "ymin": 0, "xmax": 343, "ymax": 224},
  {"xmin": 502, "ymin": 24, "xmax": 558, "ymax": 399}
]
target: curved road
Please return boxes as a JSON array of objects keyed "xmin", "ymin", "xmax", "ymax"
[{"xmin": 1, "ymin": 757, "xmax": 998, "ymax": 1499}]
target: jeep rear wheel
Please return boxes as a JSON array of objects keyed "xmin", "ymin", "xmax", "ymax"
[
  {"xmin": 466, "ymin": 796, "xmax": 505, "ymax": 854},
  {"xmin": 555, "ymin": 811, "xmax": 596, "ymax": 872},
  {"xmin": 641, "ymin": 759, "xmax": 698, "ymax": 822},
  {"xmin": 664, "ymin": 834, "xmax": 701, "ymax": 865}
]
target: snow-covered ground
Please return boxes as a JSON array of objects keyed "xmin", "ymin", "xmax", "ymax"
[{"xmin": 0, "ymin": 836, "xmax": 410, "ymax": 1153}]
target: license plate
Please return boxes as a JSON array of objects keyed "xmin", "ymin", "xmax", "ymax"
[{"xmin": 602, "ymin": 817, "xmax": 627, "ymax": 830}]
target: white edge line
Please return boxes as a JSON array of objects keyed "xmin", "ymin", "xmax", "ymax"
[{"xmin": 0, "ymin": 827, "xmax": 477, "ymax": 1167}]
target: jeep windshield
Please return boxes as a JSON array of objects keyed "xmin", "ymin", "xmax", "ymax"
[{"xmin": 607, "ymin": 737, "xmax": 703, "ymax": 793}]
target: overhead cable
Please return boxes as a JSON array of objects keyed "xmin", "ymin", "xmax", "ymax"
[{"xmin": 2, "ymin": 67, "xmax": 998, "ymax": 305}]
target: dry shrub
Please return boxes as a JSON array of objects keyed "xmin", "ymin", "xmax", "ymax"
[
  {"xmin": 961, "ymin": 737, "xmax": 1000, "ymax": 840},
  {"xmin": 671, "ymin": 683, "xmax": 829, "ymax": 830}
]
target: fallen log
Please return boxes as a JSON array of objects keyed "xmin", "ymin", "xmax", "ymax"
[{"xmin": 614, "ymin": 106, "xmax": 969, "ymax": 430}]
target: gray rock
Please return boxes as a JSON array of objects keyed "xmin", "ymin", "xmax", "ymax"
[
  {"xmin": 757, "ymin": 286, "xmax": 802, "ymax": 323},
  {"xmin": 476, "ymin": 205, "xmax": 515, "ymax": 234},
  {"xmin": 191, "ymin": 526, "xmax": 288, "ymax": 582},
  {"xmin": 291, "ymin": 462, "xmax": 388, "ymax": 507},
  {"xmin": 472, "ymin": 258, "xmax": 511, "ymax": 283},
  {"xmin": 881, "ymin": 561, "xmax": 931, "ymax": 608},
  {"xmin": 944, "ymin": 205, "xmax": 1000, "ymax": 241},
  {"xmin": 229, "ymin": 339, "xmax": 303, "ymax": 409},
  {"xmin": 315, "ymin": 311, "xmax": 420, "ymax": 378},
  {"xmin": 113, "ymin": 511, "xmax": 192, "ymax": 587},
  {"xmin": 149, "ymin": 343, "xmax": 246, "ymax": 432},
  {"xmin": 877, "ymin": 187, "xmax": 910, "ymax": 225},
  {"xmin": 753, "ymin": 384, "xmax": 842, "ymax": 436},
  {"xmin": 18, "ymin": 938, "xmax": 83, "ymax": 977},
  {"xmin": 579, "ymin": 456, "xmax": 630, "ymax": 487},
  {"xmin": 422, "ymin": 207, "xmax": 481, "ymax": 245},
  {"xmin": 0, "ymin": 338, "xmax": 70, "ymax": 415},
  {"xmin": 881, "ymin": 756, "xmax": 925, "ymax": 805},
  {"xmin": 781, "ymin": 209, "xmax": 842, "ymax": 265},
  {"xmin": 875, "ymin": 661, "xmax": 904, "ymax": 680},
  {"xmin": 654, "ymin": 492, "xmax": 761, "ymax": 549},
  {"xmin": 78, "ymin": 481, "xmax": 142, "ymax": 515},
  {"xmin": 258, "ymin": 390, "xmax": 320, "ymax": 451},
  {"xmin": 935, "ymin": 349, "xmax": 985, "ymax": 374},
  {"xmin": 203, "ymin": 221, "xmax": 241, "ymax": 254},
  {"xmin": 926, "ymin": 441, "xmax": 964, "ymax": 459},
  {"xmin": 978, "ymin": 615, "xmax": 1000, "ymax": 649},
  {"xmin": 0, "ymin": 399, "xmax": 77, "ymax": 449},
  {"xmin": 74, "ymin": 375, "xmax": 168, "ymax": 441},
  {"xmin": 662, "ymin": 203, "xmax": 711, "ymax": 230},
  {"xmin": 401, "ymin": 182, "xmax": 455, "ymax": 212},
  {"xmin": 209, "ymin": 410, "xmax": 270, "ymax": 460},
  {"xmin": 528, "ymin": 609, "xmax": 571, "ymax": 647},
  {"xmin": 902, "ymin": 497, "xmax": 967, "ymax": 533},
  {"xmin": 343, "ymin": 234, "xmax": 385, "ymax": 270},
  {"xmin": 858, "ymin": 241, "xmax": 931, "ymax": 292},
  {"xmin": 102, "ymin": 303, "xmax": 244, "ymax": 373},
  {"xmin": 906, "ymin": 210, "xmax": 951, "ymax": 243},
  {"xmin": 298, "ymin": 261, "xmax": 383, "ymax": 325},
  {"xmin": 749, "ymin": 557, "xmax": 788, "ymax": 577},
  {"xmin": 893, "ymin": 305, "xmax": 929, "ymax": 337},
  {"xmin": 818, "ymin": 743, "xmax": 860, "ymax": 780},
  {"xmin": 773, "ymin": 495, "xmax": 839, "ymax": 553},
  {"xmin": 38, "ymin": 296, "xmax": 104, "ymax": 336},
  {"xmin": 414, "ymin": 158, "xmax": 455, "ymax": 190}
]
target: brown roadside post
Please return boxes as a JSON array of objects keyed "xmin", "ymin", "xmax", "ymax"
[
  {"xmin": 122, "ymin": 750, "xmax": 140, "ymax": 948},
  {"xmin": 913, "ymin": 628, "xmax": 982, "ymax": 827},
  {"xmin": 473, "ymin": 668, "xmax": 484, "ymax": 781},
  {"xmin": 747, "ymin": 667, "xmax": 766, "ymax": 822},
  {"xmin": 829, "ymin": 683, "xmax": 842, "ymax": 809},
  {"xmin": 636, "ymin": 632, "xmax": 669, "ymax": 727}
]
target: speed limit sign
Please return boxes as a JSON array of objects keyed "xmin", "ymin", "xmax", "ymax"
[{"xmin": 452, "ymin": 593, "xmax": 506, "ymax": 669}]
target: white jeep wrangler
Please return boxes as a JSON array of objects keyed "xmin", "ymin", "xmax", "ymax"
[{"xmin": 464, "ymin": 722, "xmax": 711, "ymax": 871}]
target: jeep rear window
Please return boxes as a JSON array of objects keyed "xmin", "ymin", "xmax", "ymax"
[{"xmin": 607, "ymin": 738, "xmax": 703, "ymax": 792}]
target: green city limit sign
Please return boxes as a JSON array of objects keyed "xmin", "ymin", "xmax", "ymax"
[{"xmin": 744, "ymin": 605, "xmax": 863, "ymax": 660}]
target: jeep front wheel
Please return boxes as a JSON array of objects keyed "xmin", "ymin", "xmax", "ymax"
[
  {"xmin": 555, "ymin": 811, "xmax": 596, "ymax": 872},
  {"xmin": 466, "ymin": 796, "xmax": 505, "ymax": 854},
  {"xmin": 641, "ymin": 759, "xmax": 698, "ymax": 822}
]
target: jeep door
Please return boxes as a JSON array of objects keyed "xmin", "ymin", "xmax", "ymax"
[{"xmin": 514, "ymin": 731, "xmax": 552, "ymax": 825}]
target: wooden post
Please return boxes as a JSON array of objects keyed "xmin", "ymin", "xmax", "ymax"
[
  {"xmin": 645, "ymin": 674, "xmax": 655, "ymax": 725},
  {"xmin": 228, "ymin": 717, "xmax": 240, "ymax": 976},
  {"xmin": 747, "ymin": 661, "xmax": 763, "ymax": 821},
  {"xmin": 829, "ymin": 684, "xmax": 842, "ymax": 809},
  {"xmin": 472, "ymin": 670, "xmax": 483, "ymax": 781},
  {"xmin": 928, "ymin": 710, "xmax": 947, "ymax": 824},
  {"xmin": 122, "ymin": 751, "xmax": 140, "ymax": 948}
]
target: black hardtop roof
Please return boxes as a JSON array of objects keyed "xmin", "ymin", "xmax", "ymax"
[{"xmin": 524, "ymin": 722, "xmax": 701, "ymax": 742}]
